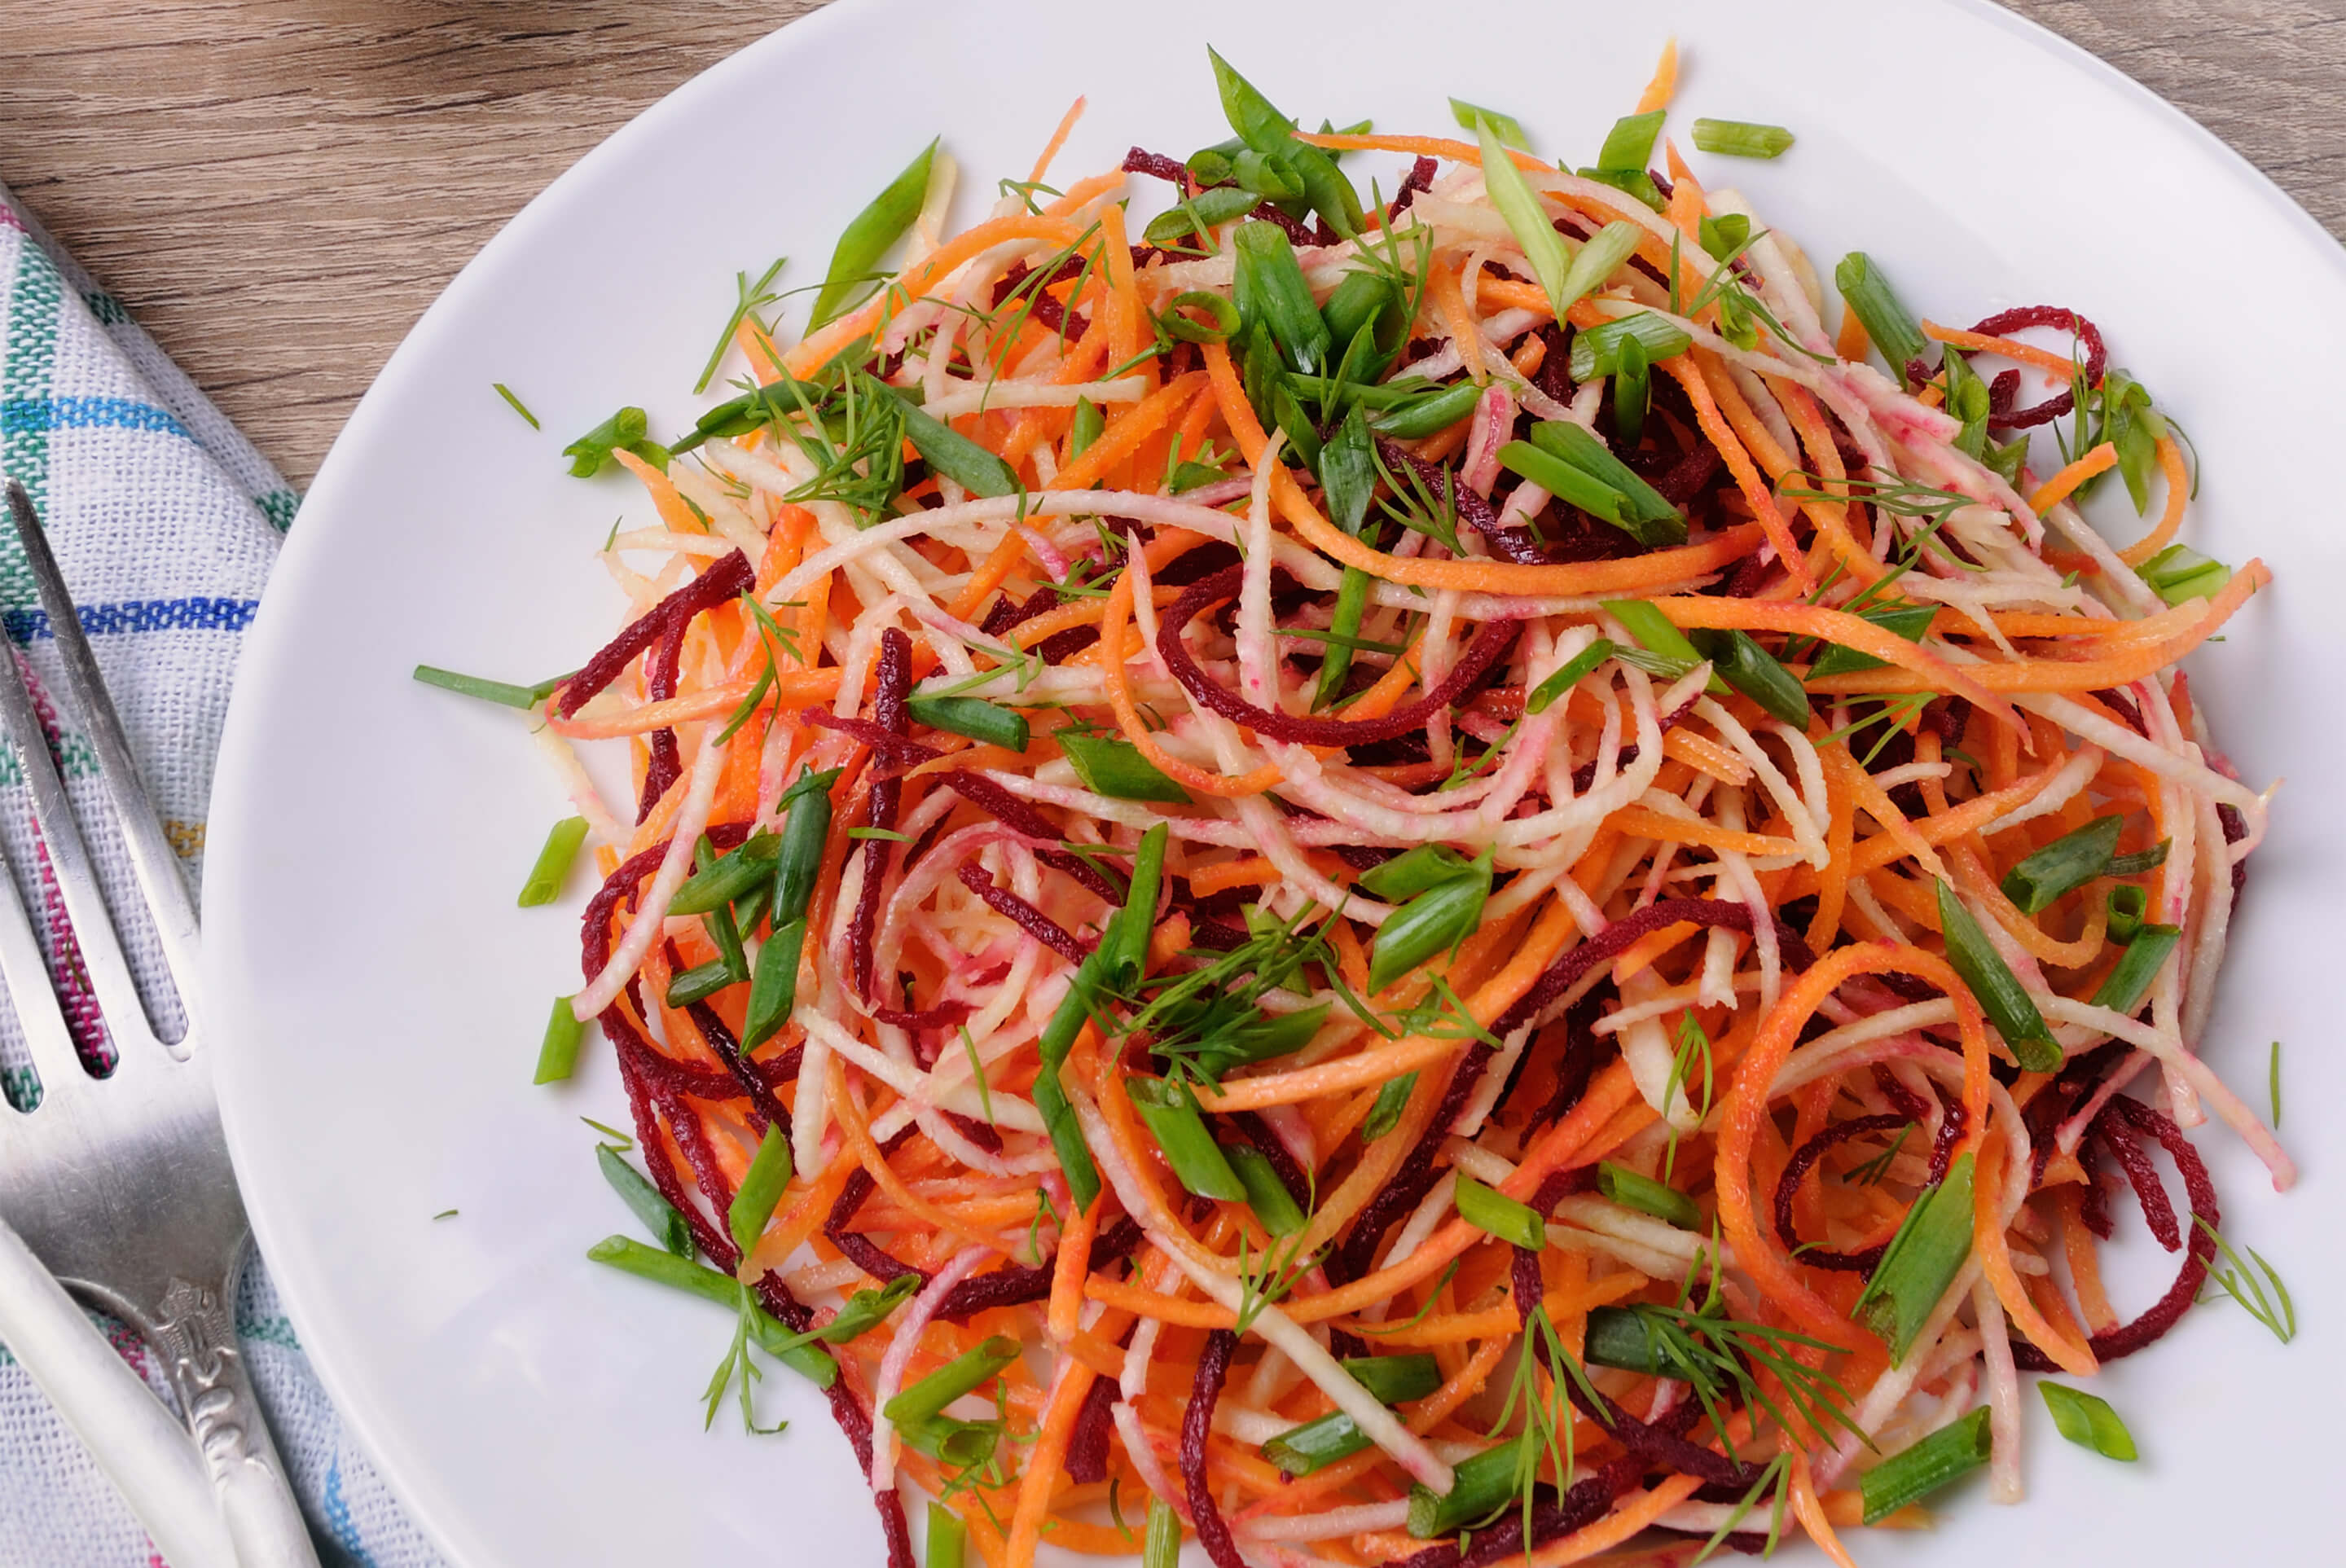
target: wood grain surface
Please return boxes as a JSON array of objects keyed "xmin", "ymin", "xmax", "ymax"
[{"xmin": 2, "ymin": 0, "xmax": 2341, "ymax": 488}]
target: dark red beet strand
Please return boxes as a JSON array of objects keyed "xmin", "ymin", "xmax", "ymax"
[
  {"xmin": 2013, "ymin": 1098, "xmax": 2220, "ymax": 1369},
  {"xmin": 2102, "ymin": 1113, "xmax": 2181, "ymax": 1251},
  {"xmin": 1380, "ymin": 438, "xmax": 1546, "ymax": 564},
  {"xmin": 933, "ymin": 1216, "xmax": 1144, "ymax": 1321},
  {"xmin": 1493, "ymin": 898, "xmax": 1814, "ymax": 1037},
  {"xmin": 955, "ymin": 863, "xmax": 1090, "ymax": 959},
  {"xmin": 1181, "ymin": 1329, "xmax": 1248, "ymax": 1568},
  {"xmin": 849, "ymin": 630, "xmax": 912, "ymax": 999},
  {"xmin": 799, "ymin": 707, "xmax": 944, "ymax": 767},
  {"xmin": 557, "ymin": 548, "xmax": 753, "ymax": 718},
  {"xmin": 1122, "ymin": 147, "xmax": 1193, "ymax": 186},
  {"xmin": 1970, "ymin": 305, "xmax": 2107, "ymax": 429},
  {"xmin": 1065, "ymin": 1371, "xmax": 1122, "ymax": 1483},
  {"xmin": 1388, "ymin": 156, "xmax": 1439, "ymax": 217},
  {"xmin": 938, "ymin": 770, "xmax": 1127, "ymax": 906},
  {"xmin": 1158, "ymin": 564, "xmax": 1522, "ymax": 748},
  {"xmin": 1772, "ymin": 1113, "xmax": 1908, "ymax": 1272},
  {"xmin": 1325, "ymin": 1043, "xmax": 1495, "ymax": 1285}
]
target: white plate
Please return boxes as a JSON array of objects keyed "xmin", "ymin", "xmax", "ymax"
[{"xmin": 205, "ymin": 1, "xmax": 2345, "ymax": 1562}]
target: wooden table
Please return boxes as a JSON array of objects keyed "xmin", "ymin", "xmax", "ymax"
[{"xmin": 4, "ymin": 0, "xmax": 2341, "ymax": 488}]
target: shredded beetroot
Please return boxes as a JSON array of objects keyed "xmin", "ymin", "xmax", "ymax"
[
  {"xmin": 868, "ymin": 1000, "xmax": 973, "ymax": 1032},
  {"xmin": 683, "ymin": 999, "xmax": 786, "ymax": 1135},
  {"xmin": 556, "ymin": 548, "xmax": 753, "ymax": 718},
  {"xmin": 800, "ymin": 707, "xmax": 944, "ymax": 767},
  {"xmin": 1494, "ymin": 899, "xmax": 1814, "ymax": 1037},
  {"xmin": 2090, "ymin": 687, "xmax": 2148, "ymax": 736},
  {"xmin": 824, "ymin": 1129, "xmax": 932, "ymax": 1288},
  {"xmin": 938, "ymin": 770, "xmax": 1127, "ymax": 905},
  {"xmin": 1563, "ymin": 1375, "xmax": 1760, "ymax": 1491},
  {"xmin": 1772, "ymin": 1113, "xmax": 1907, "ymax": 1272},
  {"xmin": 1925, "ymin": 1087, "xmax": 1966, "ymax": 1187},
  {"xmin": 1325, "ymin": 1043, "xmax": 1495, "ymax": 1285},
  {"xmin": 2101, "ymin": 1113, "xmax": 2181, "ymax": 1250},
  {"xmin": 933, "ymin": 1216, "xmax": 1144, "ymax": 1321},
  {"xmin": 956, "ymin": 863, "xmax": 1092, "ymax": 960},
  {"xmin": 1065, "ymin": 1372, "xmax": 1121, "ymax": 1484},
  {"xmin": 1511, "ymin": 1245, "xmax": 1544, "ymax": 1322},
  {"xmin": 941, "ymin": 1109, "xmax": 1004, "ymax": 1154},
  {"xmin": 1122, "ymin": 147, "xmax": 1193, "ymax": 187},
  {"xmin": 2014, "ymin": 1098, "xmax": 2219, "ymax": 1368},
  {"xmin": 1870, "ymin": 1063, "xmax": 1932, "ymax": 1122},
  {"xmin": 989, "ymin": 259, "xmax": 1086, "ymax": 339},
  {"xmin": 1380, "ymin": 438, "xmax": 1546, "ymax": 564},
  {"xmin": 1245, "ymin": 201, "xmax": 1316, "ymax": 246},
  {"xmin": 1389, "ymin": 1459, "xmax": 1639, "ymax": 1568},
  {"xmin": 1389, "ymin": 156, "xmax": 1439, "ymax": 217},
  {"xmin": 1181, "ymin": 1329, "xmax": 1247, "ymax": 1568},
  {"xmin": 1159, "ymin": 564, "xmax": 1521, "ymax": 748},
  {"xmin": 850, "ymin": 630, "xmax": 912, "ymax": 999},
  {"xmin": 1971, "ymin": 305, "xmax": 2106, "ymax": 428}
]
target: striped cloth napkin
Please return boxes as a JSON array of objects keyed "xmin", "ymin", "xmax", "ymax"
[{"xmin": 0, "ymin": 186, "xmax": 446, "ymax": 1568}]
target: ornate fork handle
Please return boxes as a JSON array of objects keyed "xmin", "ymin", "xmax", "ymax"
[{"xmin": 151, "ymin": 1276, "xmax": 323, "ymax": 1568}]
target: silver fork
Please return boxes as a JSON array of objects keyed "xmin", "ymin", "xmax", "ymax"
[{"xmin": 0, "ymin": 480, "xmax": 319, "ymax": 1566}]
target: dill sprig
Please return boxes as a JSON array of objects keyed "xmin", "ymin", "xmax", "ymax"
[
  {"xmin": 1588, "ymin": 1298, "xmax": 1864, "ymax": 1450},
  {"xmin": 1125, "ymin": 903, "xmax": 1384, "ymax": 1083},
  {"xmin": 1659, "ymin": 1010, "xmax": 1716, "ymax": 1181},
  {"xmin": 2194, "ymin": 1218, "xmax": 2297, "ymax": 1344},
  {"xmin": 1233, "ymin": 1228, "xmax": 1325, "ymax": 1333}
]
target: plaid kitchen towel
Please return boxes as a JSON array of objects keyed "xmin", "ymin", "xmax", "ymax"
[{"xmin": 0, "ymin": 187, "xmax": 446, "ymax": 1568}]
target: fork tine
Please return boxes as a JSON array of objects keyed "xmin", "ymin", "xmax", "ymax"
[
  {"xmin": 0, "ymin": 681, "xmax": 107, "ymax": 1096},
  {"xmin": 0, "ymin": 569, "xmax": 164, "ymax": 1056},
  {"xmin": 3, "ymin": 484, "xmax": 200, "ymax": 997}
]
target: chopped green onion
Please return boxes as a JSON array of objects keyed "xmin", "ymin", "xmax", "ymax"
[
  {"xmin": 2137, "ymin": 543, "xmax": 2232, "ymax": 604},
  {"xmin": 1477, "ymin": 118, "xmax": 1574, "ymax": 327},
  {"xmin": 492, "ymin": 382, "xmax": 540, "ymax": 428},
  {"xmin": 1597, "ymin": 110, "xmax": 1666, "ymax": 172},
  {"xmin": 1367, "ymin": 846, "xmax": 1492, "ymax": 992},
  {"xmin": 1556, "ymin": 221, "xmax": 1647, "ymax": 320},
  {"xmin": 2000, "ymin": 815, "xmax": 2124, "ymax": 914},
  {"xmin": 586, "ymin": 1236, "xmax": 837, "ymax": 1386},
  {"xmin": 1162, "ymin": 287, "xmax": 1245, "ymax": 345},
  {"xmin": 670, "ymin": 832, "xmax": 780, "ymax": 916},
  {"xmin": 773, "ymin": 768, "xmax": 838, "ymax": 925},
  {"xmin": 412, "ymin": 664, "xmax": 565, "ymax": 710},
  {"xmin": 1144, "ymin": 1497, "xmax": 1181, "ymax": 1568},
  {"xmin": 1209, "ymin": 51, "xmax": 1362, "ymax": 239},
  {"xmin": 2089, "ymin": 923, "xmax": 2180, "ymax": 1016},
  {"xmin": 1834, "ymin": 253, "xmax": 1931, "ymax": 384},
  {"xmin": 1408, "ymin": 1434, "xmax": 1528, "ymax": 1537},
  {"xmin": 1450, "ymin": 98, "xmax": 1530, "ymax": 147},
  {"xmin": 1527, "ymin": 421, "xmax": 1687, "ymax": 544},
  {"xmin": 2106, "ymin": 885, "xmax": 2148, "ymax": 947},
  {"xmin": 1319, "ymin": 405, "xmax": 1377, "ymax": 537},
  {"xmin": 1233, "ymin": 221, "xmax": 1332, "ymax": 375},
  {"xmin": 1698, "ymin": 213, "xmax": 1750, "ymax": 263},
  {"xmin": 847, "ymin": 826, "xmax": 911, "ymax": 843},
  {"xmin": 695, "ymin": 839, "xmax": 750, "ymax": 986},
  {"xmin": 1567, "ymin": 311, "xmax": 1693, "ymax": 383},
  {"xmin": 1263, "ymin": 1411, "xmax": 1372, "ymax": 1475},
  {"xmin": 1313, "ymin": 565, "xmax": 1373, "ymax": 709},
  {"xmin": 1613, "ymin": 330, "xmax": 1652, "ymax": 446},
  {"xmin": 1862, "ymin": 1407, "xmax": 1992, "ymax": 1523},
  {"xmin": 1496, "ymin": 439, "xmax": 1634, "ymax": 529},
  {"xmin": 1597, "ymin": 1161, "xmax": 1702, "ymax": 1230},
  {"xmin": 1360, "ymin": 1071, "xmax": 1417, "ymax": 1141},
  {"xmin": 1691, "ymin": 119, "xmax": 1796, "ymax": 159},
  {"xmin": 880, "ymin": 381, "xmax": 1021, "ymax": 498},
  {"xmin": 1369, "ymin": 380, "xmax": 1482, "ymax": 438},
  {"xmin": 1583, "ymin": 1305, "xmax": 1670, "ymax": 1374},
  {"xmin": 596, "ymin": 1144, "xmax": 692, "ymax": 1256},
  {"xmin": 1602, "ymin": 597, "xmax": 1707, "ymax": 668},
  {"xmin": 898, "ymin": 1414, "xmax": 1000, "ymax": 1467},
  {"xmin": 1034, "ymin": 828, "xmax": 1163, "ymax": 1215},
  {"xmin": 1805, "ymin": 604, "xmax": 1937, "ymax": 678},
  {"xmin": 1059, "ymin": 731, "xmax": 1193, "ymax": 803},
  {"xmin": 1454, "ymin": 1175, "xmax": 1545, "ymax": 1250},
  {"xmin": 1320, "ymin": 271, "xmax": 1400, "ymax": 360},
  {"xmin": 1070, "ymin": 396, "xmax": 1105, "ymax": 457},
  {"xmin": 809, "ymin": 140, "xmax": 937, "ymax": 328},
  {"xmin": 1358, "ymin": 844, "xmax": 1477, "ymax": 902},
  {"xmin": 1689, "ymin": 629, "xmax": 1809, "ymax": 727},
  {"xmin": 1343, "ymin": 1353, "xmax": 1441, "ymax": 1405},
  {"xmin": 905, "ymin": 695, "xmax": 1030, "ymax": 752},
  {"xmin": 2039, "ymin": 1382, "xmax": 2137, "ymax": 1461},
  {"xmin": 534, "ymin": 996, "xmax": 585, "ymax": 1084},
  {"xmin": 813, "ymin": 1276, "xmax": 919, "ymax": 1345},
  {"xmin": 1144, "ymin": 186, "xmax": 1259, "ymax": 248},
  {"xmin": 1527, "ymin": 639, "xmax": 1619, "ymax": 715},
  {"xmin": 1227, "ymin": 1142, "xmax": 1307, "ymax": 1234},
  {"xmin": 728, "ymin": 1124, "xmax": 794, "ymax": 1259},
  {"xmin": 1127, "ymin": 1077, "xmax": 1248, "ymax": 1201},
  {"xmin": 666, "ymin": 960, "xmax": 736, "ymax": 1008},
  {"xmin": 1575, "ymin": 165, "xmax": 1663, "ymax": 211},
  {"xmin": 1853, "ymin": 1152, "xmax": 1977, "ymax": 1364},
  {"xmin": 561, "ymin": 406, "xmax": 669, "ymax": 478},
  {"xmin": 882, "ymin": 1335, "xmax": 1021, "ymax": 1425},
  {"xmin": 1934, "ymin": 881, "xmax": 2061, "ymax": 1071},
  {"xmin": 927, "ymin": 1503, "xmax": 967, "ymax": 1568},
  {"xmin": 2105, "ymin": 839, "xmax": 2170, "ymax": 877}
]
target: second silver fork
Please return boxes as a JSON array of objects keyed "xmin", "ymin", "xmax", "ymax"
[{"xmin": 0, "ymin": 479, "xmax": 319, "ymax": 1566}]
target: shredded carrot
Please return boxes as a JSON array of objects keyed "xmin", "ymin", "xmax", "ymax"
[
  {"xmin": 2116, "ymin": 434, "xmax": 2192, "ymax": 566},
  {"xmin": 1920, "ymin": 319, "xmax": 2080, "ymax": 380},
  {"xmin": 1029, "ymin": 96, "xmax": 1087, "ymax": 185},
  {"xmin": 2028, "ymin": 440, "xmax": 2118, "ymax": 515},
  {"xmin": 1633, "ymin": 38, "xmax": 1680, "ymax": 114}
]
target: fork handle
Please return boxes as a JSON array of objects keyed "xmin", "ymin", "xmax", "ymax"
[
  {"xmin": 0, "ymin": 1219, "xmax": 239, "ymax": 1568},
  {"xmin": 149, "ymin": 1272, "xmax": 324, "ymax": 1568}
]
